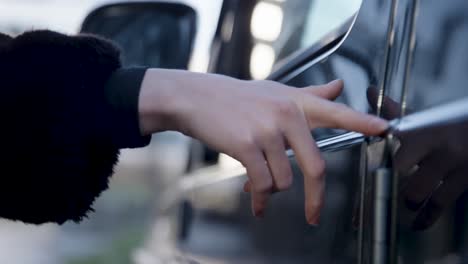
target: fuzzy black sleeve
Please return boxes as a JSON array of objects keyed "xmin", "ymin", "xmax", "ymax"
[{"xmin": 0, "ymin": 30, "xmax": 150, "ymax": 224}]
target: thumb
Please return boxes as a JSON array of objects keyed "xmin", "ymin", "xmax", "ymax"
[{"xmin": 304, "ymin": 79, "xmax": 344, "ymax": 100}]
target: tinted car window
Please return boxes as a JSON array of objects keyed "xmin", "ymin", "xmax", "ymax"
[
  {"xmin": 179, "ymin": 1, "xmax": 394, "ymax": 263},
  {"xmin": 283, "ymin": 0, "xmax": 392, "ymax": 139},
  {"xmin": 275, "ymin": 0, "xmax": 361, "ymax": 64},
  {"xmin": 250, "ymin": 0, "xmax": 361, "ymax": 79},
  {"xmin": 405, "ymin": 0, "xmax": 468, "ymax": 111},
  {"xmin": 392, "ymin": 1, "xmax": 468, "ymax": 263}
]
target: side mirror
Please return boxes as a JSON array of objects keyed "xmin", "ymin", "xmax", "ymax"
[{"xmin": 80, "ymin": 2, "xmax": 197, "ymax": 69}]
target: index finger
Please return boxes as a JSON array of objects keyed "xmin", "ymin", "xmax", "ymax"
[{"xmin": 303, "ymin": 99, "xmax": 389, "ymax": 136}]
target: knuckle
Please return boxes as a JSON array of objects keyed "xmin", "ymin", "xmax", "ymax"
[
  {"xmin": 310, "ymin": 199, "xmax": 324, "ymax": 210},
  {"xmin": 305, "ymin": 159, "xmax": 326, "ymax": 180},
  {"xmin": 257, "ymin": 124, "xmax": 279, "ymax": 144},
  {"xmin": 330, "ymin": 103, "xmax": 347, "ymax": 118},
  {"xmin": 235, "ymin": 140, "xmax": 258, "ymax": 164},
  {"xmin": 276, "ymin": 100, "xmax": 299, "ymax": 119},
  {"xmin": 240, "ymin": 137, "xmax": 257, "ymax": 153},
  {"xmin": 333, "ymin": 102, "xmax": 348, "ymax": 111},
  {"xmin": 315, "ymin": 159, "xmax": 327, "ymax": 176},
  {"xmin": 330, "ymin": 103, "xmax": 349, "ymax": 120}
]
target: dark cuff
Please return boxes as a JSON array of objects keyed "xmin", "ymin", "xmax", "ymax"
[{"xmin": 105, "ymin": 67, "xmax": 151, "ymax": 148}]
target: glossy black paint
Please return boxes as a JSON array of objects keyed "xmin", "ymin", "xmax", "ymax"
[
  {"xmin": 373, "ymin": 0, "xmax": 468, "ymax": 263},
  {"xmin": 168, "ymin": 0, "xmax": 468, "ymax": 263},
  {"xmin": 176, "ymin": 1, "xmax": 392, "ymax": 263}
]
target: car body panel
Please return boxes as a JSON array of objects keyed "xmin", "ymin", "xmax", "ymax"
[
  {"xmin": 171, "ymin": 1, "xmax": 394, "ymax": 263},
  {"xmin": 160, "ymin": 0, "xmax": 468, "ymax": 263}
]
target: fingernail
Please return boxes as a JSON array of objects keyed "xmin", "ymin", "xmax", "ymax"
[
  {"xmin": 255, "ymin": 210, "xmax": 265, "ymax": 219},
  {"xmin": 307, "ymin": 212, "xmax": 320, "ymax": 226},
  {"xmin": 328, "ymin": 79, "xmax": 343, "ymax": 86}
]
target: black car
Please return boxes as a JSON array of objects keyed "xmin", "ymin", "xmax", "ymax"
[{"xmin": 82, "ymin": 0, "xmax": 468, "ymax": 263}]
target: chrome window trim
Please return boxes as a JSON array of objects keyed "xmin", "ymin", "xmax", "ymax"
[
  {"xmin": 375, "ymin": 0, "xmax": 399, "ymax": 117},
  {"xmin": 160, "ymin": 131, "xmax": 367, "ymax": 210},
  {"xmin": 267, "ymin": 12, "xmax": 360, "ymax": 83},
  {"xmin": 399, "ymin": 0, "xmax": 420, "ymax": 117}
]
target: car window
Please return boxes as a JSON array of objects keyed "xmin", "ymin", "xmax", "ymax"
[
  {"xmin": 276, "ymin": 0, "xmax": 361, "ymax": 63},
  {"xmin": 280, "ymin": 0, "xmax": 391, "ymax": 140},
  {"xmin": 249, "ymin": 0, "xmax": 361, "ymax": 79},
  {"xmin": 390, "ymin": 1, "xmax": 468, "ymax": 263},
  {"xmin": 164, "ymin": 1, "xmax": 412, "ymax": 263},
  {"xmin": 405, "ymin": 1, "xmax": 468, "ymax": 112}
]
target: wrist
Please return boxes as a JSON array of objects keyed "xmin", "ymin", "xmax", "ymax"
[
  {"xmin": 138, "ymin": 69, "xmax": 182, "ymax": 135},
  {"xmin": 138, "ymin": 69, "xmax": 241, "ymax": 136}
]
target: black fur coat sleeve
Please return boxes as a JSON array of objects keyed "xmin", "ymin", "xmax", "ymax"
[{"xmin": 0, "ymin": 30, "xmax": 150, "ymax": 224}]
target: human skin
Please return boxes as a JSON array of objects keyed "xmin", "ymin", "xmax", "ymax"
[{"xmin": 137, "ymin": 69, "xmax": 388, "ymax": 225}]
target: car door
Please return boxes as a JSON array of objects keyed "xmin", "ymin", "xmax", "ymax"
[
  {"xmin": 163, "ymin": 0, "xmax": 468, "ymax": 263},
  {"xmin": 167, "ymin": 0, "xmax": 399, "ymax": 263},
  {"xmin": 273, "ymin": 1, "xmax": 468, "ymax": 263},
  {"xmin": 368, "ymin": 0, "xmax": 468, "ymax": 263}
]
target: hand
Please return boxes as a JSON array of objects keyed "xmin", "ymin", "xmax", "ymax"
[
  {"xmin": 367, "ymin": 88, "xmax": 468, "ymax": 230},
  {"xmin": 139, "ymin": 69, "xmax": 388, "ymax": 225}
]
